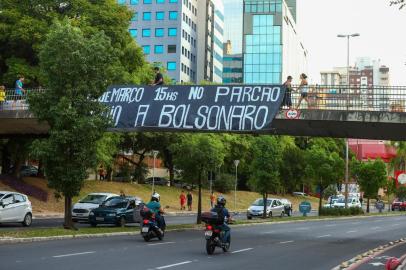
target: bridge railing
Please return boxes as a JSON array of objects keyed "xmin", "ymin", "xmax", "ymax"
[{"xmin": 0, "ymin": 85, "xmax": 405, "ymax": 113}]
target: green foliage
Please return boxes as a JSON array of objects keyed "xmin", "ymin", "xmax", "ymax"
[
  {"xmin": 213, "ymin": 173, "xmax": 235, "ymax": 193},
  {"xmin": 28, "ymin": 20, "xmax": 115, "ymax": 227},
  {"xmin": 395, "ymin": 186, "xmax": 406, "ymax": 200},
  {"xmin": 319, "ymin": 207, "xmax": 364, "ymax": 216},
  {"xmin": 351, "ymin": 158, "xmax": 387, "ymax": 200},
  {"xmin": 390, "ymin": 141, "xmax": 406, "ymax": 171},
  {"xmin": 0, "ymin": 0, "xmax": 150, "ymax": 86},
  {"xmin": 96, "ymin": 133, "xmax": 123, "ymax": 171},
  {"xmin": 280, "ymin": 144, "xmax": 306, "ymax": 194},
  {"xmin": 323, "ymin": 185, "xmax": 338, "ymax": 200}
]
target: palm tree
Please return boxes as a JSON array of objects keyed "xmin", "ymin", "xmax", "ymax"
[{"xmin": 390, "ymin": 142, "xmax": 406, "ymax": 171}]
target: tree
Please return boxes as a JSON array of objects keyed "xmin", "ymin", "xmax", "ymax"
[
  {"xmin": 171, "ymin": 134, "xmax": 225, "ymax": 224},
  {"xmin": 305, "ymin": 146, "xmax": 344, "ymax": 213},
  {"xmin": 390, "ymin": 141, "xmax": 406, "ymax": 171},
  {"xmin": 95, "ymin": 133, "xmax": 123, "ymax": 180},
  {"xmin": 395, "ymin": 186, "xmax": 406, "ymax": 200},
  {"xmin": 351, "ymin": 159, "xmax": 387, "ymax": 213},
  {"xmin": 248, "ymin": 136, "xmax": 282, "ymax": 219},
  {"xmin": 29, "ymin": 20, "xmax": 119, "ymax": 229},
  {"xmin": 280, "ymin": 145, "xmax": 306, "ymax": 194}
]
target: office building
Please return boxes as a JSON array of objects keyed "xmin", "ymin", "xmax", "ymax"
[
  {"xmin": 223, "ymin": 41, "xmax": 243, "ymax": 84},
  {"xmin": 242, "ymin": 0, "xmax": 307, "ymax": 84},
  {"xmin": 196, "ymin": 0, "xmax": 224, "ymax": 83},
  {"xmin": 123, "ymin": 0, "xmax": 197, "ymax": 83},
  {"xmin": 223, "ymin": 0, "xmax": 244, "ymax": 54}
]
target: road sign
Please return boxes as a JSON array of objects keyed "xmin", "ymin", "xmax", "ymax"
[
  {"xmin": 299, "ymin": 201, "xmax": 311, "ymax": 216},
  {"xmin": 285, "ymin": 109, "xmax": 300, "ymax": 119}
]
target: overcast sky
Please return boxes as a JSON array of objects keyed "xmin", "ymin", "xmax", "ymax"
[{"xmin": 296, "ymin": 0, "xmax": 406, "ymax": 85}]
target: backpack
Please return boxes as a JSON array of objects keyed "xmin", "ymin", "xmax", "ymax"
[{"xmin": 212, "ymin": 206, "xmax": 225, "ymax": 224}]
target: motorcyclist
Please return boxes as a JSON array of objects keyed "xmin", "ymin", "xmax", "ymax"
[
  {"xmin": 146, "ymin": 193, "xmax": 165, "ymax": 231},
  {"xmin": 211, "ymin": 196, "xmax": 231, "ymax": 246}
]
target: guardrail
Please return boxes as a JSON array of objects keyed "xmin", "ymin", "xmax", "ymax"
[{"xmin": 0, "ymin": 85, "xmax": 405, "ymax": 113}]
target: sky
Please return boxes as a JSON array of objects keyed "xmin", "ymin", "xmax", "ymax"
[{"xmin": 296, "ymin": 0, "xmax": 406, "ymax": 85}]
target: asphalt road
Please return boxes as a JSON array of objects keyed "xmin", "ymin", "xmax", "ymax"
[
  {"xmin": 0, "ymin": 211, "xmax": 318, "ymax": 230},
  {"xmin": 1, "ymin": 215, "xmax": 406, "ymax": 270}
]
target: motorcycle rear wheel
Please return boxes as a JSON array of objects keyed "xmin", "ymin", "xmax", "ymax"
[
  {"xmin": 222, "ymin": 238, "xmax": 231, "ymax": 252},
  {"xmin": 157, "ymin": 231, "xmax": 164, "ymax": 241},
  {"xmin": 206, "ymin": 239, "xmax": 215, "ymax": 255},
  {"xmin": 143, "ymin": 235, "xmax": 151, "ymax": 242}
]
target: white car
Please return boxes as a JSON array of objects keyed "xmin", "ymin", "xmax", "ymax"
[
  {"xmin": 0, "ymin": 191, "xmax": 33, "ymax": 226},
  {"xmin": 72, "ymin": 193, "xmax": 118, "ymax": 222},
  {"xmin": 247, "ymin": 198, "xmax": 285, "ymax": 219},
  {"xmin": 328, "ymin": 197, "xmax": 361, "ymax": 208}
]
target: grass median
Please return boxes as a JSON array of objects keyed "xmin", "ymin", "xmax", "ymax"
[{"xmin": 1, "ymin": 212, "xmax": 404, "ymax": 239}]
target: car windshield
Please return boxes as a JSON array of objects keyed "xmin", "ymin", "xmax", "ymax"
[
  {"xmin": 337, "ymin": 198, "xmax": 353, "ymax": 203},
  {"xmin": 252, "ymin": 199, "xmax": 271, "ymax": 206},
  {"xmin": 0, "ymin": 193, "xmax": 4, "ymax": 199},
  {"xmin": 79, "ymin": 195, "xmax": 107, "ymax": 204},
  {"xmin": 103, "ymin": 198, "xmax": 128, "ymax": 208}
]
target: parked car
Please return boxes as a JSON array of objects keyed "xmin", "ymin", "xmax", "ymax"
[
  {"xmin": 247, "ymin": 198, "xmax": 285, "ymax": 219},
  {"xmin": 293, "ymin": 192, "xmax": 308, "ymax": 197},
  {"xmin": 391, "ymin": 198, "xmax": 406, "ymax": 211},
  {"xmin": 280, "ymin": 198, "xmax": 293, "ymax": 216},
  {"xmin": 145, "ymin": 177, "xmax": 169, "ymax": 186},
  {"xmin": 0, "ymin": 191, "xmax": 32, "ymax": 226},
  {"xmin": 330, "ymin": 197, "xmax": 361, "ymax": 208},
  {"xmin": 72, "ymin": 193, "xmax": 118, "ymax": 223},
  {"xmin": 89, "ymin": 196, "xmax": 143, "ymax": 227},
  {"xmin": 324, "ymin": 195, "xmax": 345, "ymax": 208},
  {"xmin": 20, "ymin": 165, "xmax": 39, "ymax": 177},
  {"xmin": 174, "ymin": 179, "xmax": 194, "ymax": 190}
]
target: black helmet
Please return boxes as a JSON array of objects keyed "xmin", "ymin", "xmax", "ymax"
[{"xmin": 217, "ymin": 196, "xmax": 226, "ymax": 206}]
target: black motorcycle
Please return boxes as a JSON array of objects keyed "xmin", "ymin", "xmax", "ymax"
[
  {"xmin": 202, "ymin": 212, "xmax": 231, "ymax": 255},
  {"xmin": 140, "ymin": 208, "xmax": 165, "ymax": 242}
]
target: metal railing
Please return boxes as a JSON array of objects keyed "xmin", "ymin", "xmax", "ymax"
[{"xmin": 0, "ymin": 85, "xmax": 405, "ymax": 113}]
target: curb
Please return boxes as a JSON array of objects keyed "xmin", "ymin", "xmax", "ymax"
[{"xmin": 331, "ymin": 238, "xmax": 406, "ymax": 270}]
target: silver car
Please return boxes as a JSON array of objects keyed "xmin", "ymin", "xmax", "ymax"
[
  {"xmin": 247, "ymin": 198, "xmax": 285, "ymax": 219},
  {"xmin": 0, "ymin": 191, "xmax": 33, "ymax": 226}
]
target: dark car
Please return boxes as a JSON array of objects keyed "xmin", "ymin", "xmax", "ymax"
[
  {"xmin": 145, "ymin": 177, "xmax": 169, "ymax": 186},
  {"xmin": 88, "ymin": 196, "xmax": 143, "ymax": 227}
]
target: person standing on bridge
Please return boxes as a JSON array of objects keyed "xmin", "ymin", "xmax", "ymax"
[
  {"xmin": 282, "ymin": 76, "xmax": 293, "ymax": 109},
  {"xmin": 151, "ymin": 67, "xmax": 164, "ymax": 86},
  {"xmin": 14, "ymin": 75, "xmax": 26, "ymax": 108},
  {"xmin": 295, "ymin": 73, "xmax": 309, "ymax": 110},
  {"xmin": 0, "ymin": 85, "xmax": 5, "ymax": 109}
]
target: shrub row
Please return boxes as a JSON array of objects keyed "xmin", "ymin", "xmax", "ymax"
[{"xmin": 319, "ymin": 207, "xmax": 364, "ymax": 216}]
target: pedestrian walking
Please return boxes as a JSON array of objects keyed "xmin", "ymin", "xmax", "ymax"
[
  {"xmin": 179, "ymin": 190, "xmax": 186, "ymax": 210},
  {"xmin": 0, "ymin": 85, "xmax": 5, "ymax": 109},
  {"xmin": 210, "ymin": 191, "xmax": 216, "ymax": 208},
  {"xmin": 98, "ymin": 165, "xmax": 105, "ymax": 180},
  {"xmin": 151, "ymin": 67, "xmax": 164, "ymax": 86},
  {"xmin": 295, "ymin": 73, "xmax": 309, "ymax": 110},
  {"xmin": 187, "ymin": 191, "xmax": 193, "ymax": 211},
  {"xmin": 281, "ymin": 76, "xmax": 293, "ymax": 109},
  {"xmin": 14, "ymin": 75, "xmax": 25, "ymax": 108}
]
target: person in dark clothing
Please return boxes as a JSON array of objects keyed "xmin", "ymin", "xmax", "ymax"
[
  {"xmin": 211, "ymin": 196, "xmax": 231, "ymax": 246},
  {"xmin": 282, "ymin": 76, "xmax": 293, "ymax": 109},
  {"xmin": 152, "ymin": 67, "xmax": 164, "ymax": 86},
  {"xmin": 187, "ymin": 191, "xmax": 193, "ymax": 211}
]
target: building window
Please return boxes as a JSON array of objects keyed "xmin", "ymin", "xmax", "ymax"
[
  {"xmin": 130, "ymin": 0, "xmax": 138, "ymax": 4},
  {"xmin": 167, "ymin": 62, "xmax": 177, "ymax": 71},
  {"xmin": 168, "ymin": 28, "xmax": 177, "ymax": 36},
  {"xmin": 156, "ymin": 11, "xmax": 164, "ymax": 20},
  {"xmin": 143, "ymin": 12, "xmax": 152, "ymax": 21},
  {"xmin": 169, "ymin": 0, "xmax": 178, "ymax": 2},
  {"xmin": 155, "ymin": 45, "xmax": 164, "ymax": 54},
  {"xmin": 156, "ymin": 0, "xmax": 164, "ymax": 3},
  {"xmin": 142, "ymin": 45, "xmax": 150, "ymax": 55},
  {"xmin": 143, "ymin": 0, "xmax": 152, "ymax": 3},
  {"xmin": 117, "ymin": 0, "xmax": 126, "ymax": 4},
  {"xmin": 129, "ymin": 29, "xmax": 137, "ymax": 37},
  {"xmin": 155, "ymin": 28, "xmax": 164, "ymax": 37},
  {"xmin": 142, "ymin": 29, "xmax": 151, "ymax": 37},
  {"xmin": 169, "ymin": 11, "xmax": 178, "ymax": 20},
  {"xmin": 131, "ymin": 12, "xmax": 138, "ymax": 21},
  {"xmin": 168, "ymin": 45, "xmax": 176, "ymax": 53}
]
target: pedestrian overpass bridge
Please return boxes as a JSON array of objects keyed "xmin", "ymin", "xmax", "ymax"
[{"xmin": 1, "ymin": 85, "xmax": 406, "ymax": 141}]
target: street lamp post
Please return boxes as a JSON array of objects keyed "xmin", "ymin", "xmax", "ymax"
[
  {"xmin": 234, "ymin": 160, "xmax": 240, "ymax": 211},
  {"xmin": 152, "ymin": 150, "xmax": 159, "ymax": 195},
  {"xmin": 337, "ymin": 33, "xmax": 360, "ymax": 209}
]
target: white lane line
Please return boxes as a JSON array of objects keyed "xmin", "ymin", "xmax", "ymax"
[
  {"xmin": 156, "ymin": 261, "xmax": 193, "ymax": 269},
  {"xmin": 371, "ymin": 226, "xmax": 381, "ymax": 230},
  {"xmin": 373, "ymin": 219, "xmax": 383, "ymax": 222},
  {"xmin": 262, "ymin": 231, "xmax": 275, "ymax": 234},
  {"xmin": 392, "ymin": 224, "xmax": 401, "ymax": 227},
  {"xmin": 53, "ymin": 251, "xmax": 95, "ymax": 258},
  {"xmin": 295, "ymin": 227, "xmax": 310, "ymax": 230},
  {"xmin": 279, "ymin": 240, "xmax": 294, "ymax": 244},
  {"xmin": 231, "ymin": 248, "xmax": 254, "ymax": 254},
  {"xmin": 351, "ymin": 222, "xmax": 361, "ymax": 225},
  {"xmin": 316, "ymin": 234, "xmax": 331, "ymax": 238},
  {"xmin": 325, "ymin": 224, "xmax": 337, "ymax": 227},
  {"xmin": 148, "ymin": 242, "xmax": 175, "ymax": 246},
  {"xmin": 346, "ymin": 230, "xmax": 357, "ymax": 233}
]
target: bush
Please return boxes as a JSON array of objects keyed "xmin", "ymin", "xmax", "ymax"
[
  {"xmin": 319, "ymin": 207, "xmax": 364, "ymax": 216},
  {"xmin": 213, "ymin": 173, "xmax": 235, "ymax": 193}
]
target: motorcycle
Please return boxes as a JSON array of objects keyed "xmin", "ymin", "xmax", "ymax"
[
  {"xmin": 140, "ymin": 208, "xmax": 166, "ymax": 242},
  {"xmin": 202, "ymin": 211, "xmax": 232, "ymax": 255}
]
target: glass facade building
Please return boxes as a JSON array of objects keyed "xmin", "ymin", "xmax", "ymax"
[
  {"xmin": 243, "ymin": 0, "xmax": 307, "ymax": 84},
  {"xmin": 223, "ymin": 54, "xmax": 243, "ymax": 84},
  {"xmin": 223, "ymin": 0, "xmax": 244, "ymax": 54}
]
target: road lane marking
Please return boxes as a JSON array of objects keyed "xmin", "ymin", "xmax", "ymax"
[
  {"xmin": 295, "ymin": 227, "xmax": 310, "ymax": 230},
  {"xmin": 262, "ymin": 231, "xmax": 275, "ymax": 234},
  {"xmin": 148, "ymin": 242, "xmax": 175, "ymax": 246},
  {"xmin": 373, "ymin": 219, "xmax": 383, "ymax": 222},
  {"xmin": 351, "ymin": 222, "xmax": 361, "ymax": 225},
  {"xmin": 392, "ymin": 224, "xmax": 400, "ymax": 227},
  {"xmin": 346, "ymin": 230, "xmax": 357, "ymax": 233},
  {"xmin": 231, "ymin": 248, "xmax": 254, "ymax": 254},
  {"xmin": 53, "ymin": 251, "xmax": 95, "ymax": 258},
  {"xmin": 156, "ymin": 261, "xmax": 193, "ymax": 269},
  {"xmin": 279, "ymin": 240, "xmax": 294, "ymax": 244},
  {"xmin": 325, "ymin": 224, "xmax": 337, "ymax": 227},
  {"xmin": 316, "ymin": 234, "xmax": 331, "ymax": 238},
  {"xmin": 371, "ymin": 226, "xmax": 381, "ymax": 230}
]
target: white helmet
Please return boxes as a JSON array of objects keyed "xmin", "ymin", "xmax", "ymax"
[{"xmin": 151, "ymin": 193, "xmax": 160, "ymax": 202}]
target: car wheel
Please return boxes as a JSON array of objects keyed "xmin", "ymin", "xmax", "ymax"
[
  {"xmin": 287, "ymin": 208, "xmax": 292, "ymax": 217},
  {"xmin": 117, "ymin": 216, "xmax": 126, "ymax": 227},
  {"xmin": 280, "ymin": 211, "xmax": 284, "ymax": 218},
  {"xmin": 268, "ymin": 211, "xmax": 272, "ymax": 218},
  {"xmin": 90, "ymin": 222, "xmax": 97, "ymax": 227},
  {"xmin": 22, "ymin": 213, "xmax": 32, "ymax": 227}
]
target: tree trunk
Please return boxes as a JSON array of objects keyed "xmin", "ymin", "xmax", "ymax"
[
  {"xmin": 168, "ymin": 165, "xmax": 175, "ymax": 187},
  {"xmin": 12, "ymin": 157, "xmax": 23, "ymax": 179},
  {"xmin": 63, "ymin": 196, "xmax": 75, "ymax": 229},
  {"xmin": 367, "ymin": 198, "xmax": 370, "ymax": 213},
  {"xmin": 106, "ymin": 167, "xmax": 113, "ymax": 182},
  {"xmin": 1, "ymin": 146, "xmax": 11, "ymax": 174},
  {"xmin": 197, "ymin": 171, "xmax": 202, "ymax": 224},
  {"xmin": 37, "ymin": 160, "xmax": 44, "ymax": 178},
  {"xmin": 318, "ymin": 185, "xmax": 324, "ymax": 215},
  {"xmin": 262, "ymin": 193, "xmax": 268, "ymax": 219}
]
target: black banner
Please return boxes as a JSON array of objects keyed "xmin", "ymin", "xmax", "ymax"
[{"xmin": 99, "ymin": 85, "xmax": 285, "ymax": 132}]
